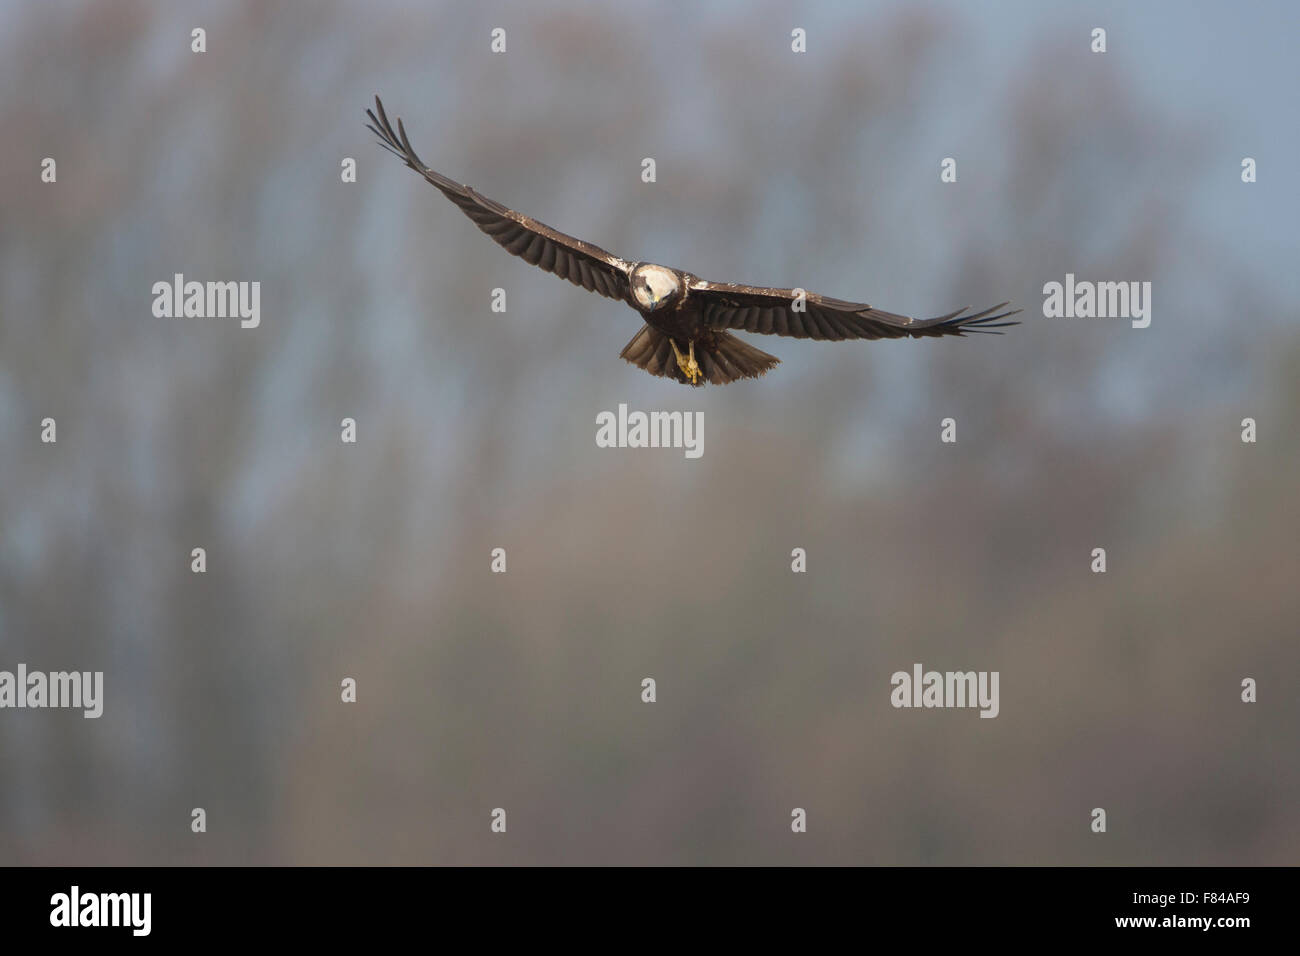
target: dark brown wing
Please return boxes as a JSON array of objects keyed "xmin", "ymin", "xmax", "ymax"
[
  {"xmin": 366, "ymin": 96, "xmax": 632, "ymax": 302},
  {"xmin": 691, "ymin": 279, "xmax": 1020, "ymax": 340}
]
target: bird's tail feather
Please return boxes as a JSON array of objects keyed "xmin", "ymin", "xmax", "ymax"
[{"xmin": 619, "ymin": 325, "xmax": 780, "ymax": 386}]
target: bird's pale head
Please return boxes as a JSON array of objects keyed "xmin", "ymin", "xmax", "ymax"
[{"xmin": 631, "ymin": 264, "xmax": 682, "ymax": 312}]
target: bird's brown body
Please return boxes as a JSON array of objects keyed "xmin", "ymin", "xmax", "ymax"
[
  {"xmin": 639, "ymin": 279, "xmax": 701, "ymax": 342},
  {"xmin": 616, "ymin": 264, "xmax": 780, "ymax": 384}
]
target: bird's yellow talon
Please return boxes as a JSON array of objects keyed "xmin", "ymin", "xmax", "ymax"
[{"xmin": 671, "ymin": 339, "xmax": 702, "ymax": 384}]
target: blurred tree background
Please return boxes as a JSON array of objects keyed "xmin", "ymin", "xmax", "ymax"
[{"xmin": 0, "ymin": 0, "xmax": 1296, "ymax": 864}]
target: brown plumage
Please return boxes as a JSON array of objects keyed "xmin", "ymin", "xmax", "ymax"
[{"xmin": 366, "ymin": 96, "xmax": 1020, "ymax": 387}]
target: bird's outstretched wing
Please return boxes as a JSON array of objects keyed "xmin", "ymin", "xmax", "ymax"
[
  {"xmin": 691, "ymin": 279, "xmax": 1021, "ymax": 340},
  {"xmin": 366, "ymin": 96, "xmax": 633, "ymax": 302}
]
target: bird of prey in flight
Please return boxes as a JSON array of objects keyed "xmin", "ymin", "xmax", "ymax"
[{"xmin": 366, "ymin": 96, "xmax": 1019, "ymax": 387}]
